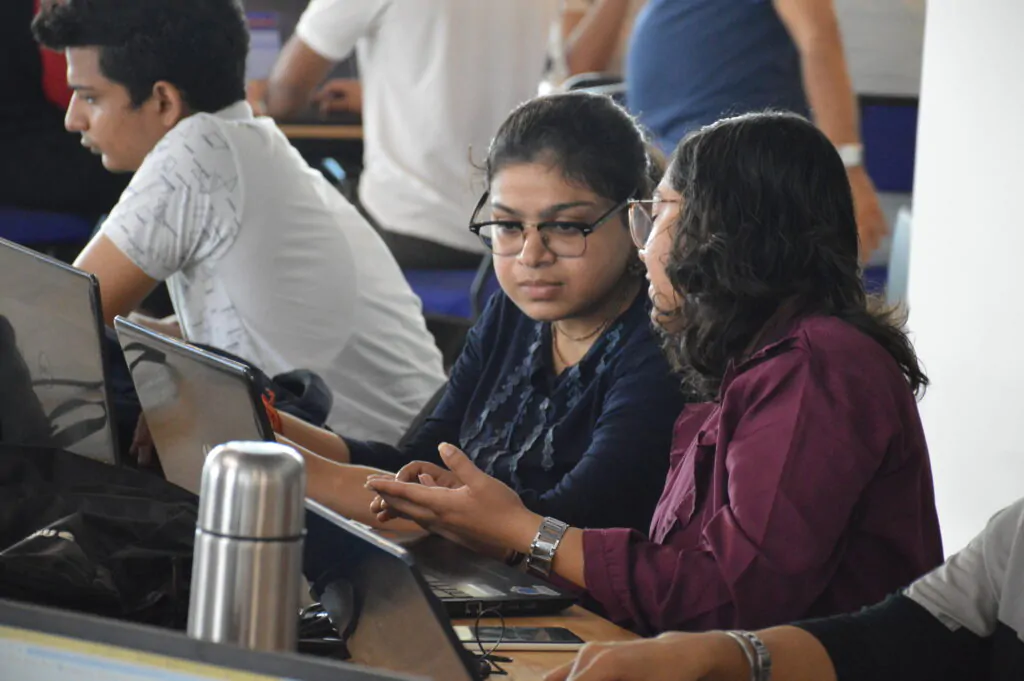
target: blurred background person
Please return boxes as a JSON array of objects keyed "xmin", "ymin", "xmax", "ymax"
[
  {"xmin": 626, "ymin": 0, "xmax": 887, "ymax": 260},
  {"xmin": 265, "ymin": 0, "xmax": 558, "ymax": 270}
]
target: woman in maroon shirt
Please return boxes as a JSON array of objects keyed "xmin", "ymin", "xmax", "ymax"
[{"xmin": 366, "ymin": 111, "xmax": 943, "ymax": 635}]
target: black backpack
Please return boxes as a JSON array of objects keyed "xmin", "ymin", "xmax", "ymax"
[{"xmin": 0, "ymin": 444, "xmax": 197, "ymax": 629}]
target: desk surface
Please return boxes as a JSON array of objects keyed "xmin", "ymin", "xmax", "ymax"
[
  {"xmin": 280, "ymin": 124, "xmax": 363, "ymax": 140},
  {"xmin": 452, "ymin": 606, "xmax": 638, "ymax": 681}
]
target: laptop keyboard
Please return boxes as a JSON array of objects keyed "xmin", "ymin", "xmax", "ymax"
[{"xmin": 424, "ymin": 575, "xmax": 475, "ymax": 600}]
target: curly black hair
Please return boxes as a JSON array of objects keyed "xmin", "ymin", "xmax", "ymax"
[
  {"xmin": 661, "ymin": 111, "xmax": 927, "ymax": 399},
  {"xmin": 32, "ymin": 0, "xmax": 248, "ymax": 113}
]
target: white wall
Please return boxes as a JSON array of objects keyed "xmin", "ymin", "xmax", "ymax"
[
  {"xmin": 908, "ymin": 0, "xmax": 1024, "ymax": 553},
  {"xmin": 835, "ymin": 0, "xmax": 926, "ymax": 96}
]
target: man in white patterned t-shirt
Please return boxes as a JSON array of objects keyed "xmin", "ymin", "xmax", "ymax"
[{"xmin": 31, "ymin": 0, "xmax": 446, "ymax": 444}]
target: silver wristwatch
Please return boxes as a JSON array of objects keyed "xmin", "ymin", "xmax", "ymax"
[{"xmin": 525, "ymin": 517, "xmax": 569, "ymax": 578}]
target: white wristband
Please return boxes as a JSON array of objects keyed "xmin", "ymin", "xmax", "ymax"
[{"xmin": 836, "ymin": 143, "xmax": 864, "ymax": 169}]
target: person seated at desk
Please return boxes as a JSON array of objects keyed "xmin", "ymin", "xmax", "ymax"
[
  {"xmin": 365, "ymin": 111, "xmax": 944, "ymax": 635},
  {"xmin": 270, "ymin": 92, "xmax": 688, "ymax": 533},
  {"xmin": 0, "ymin": 0, "xmax": 127, "ymax": 221},
  {"xmin": 547, "ymin": 495, "xmax": 1024, "ymax": 681},
  {"xmin": 264, "ymin": 0, "xmax": 558, "ymax": 270},
  {"xmin": 32, "ymin": 0, "xmax": 446, "ymax": 444}
]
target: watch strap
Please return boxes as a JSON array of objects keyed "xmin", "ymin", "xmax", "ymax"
[{"xmin": 525, "ymin": 517, "xmax": 569, "ymax": 578}]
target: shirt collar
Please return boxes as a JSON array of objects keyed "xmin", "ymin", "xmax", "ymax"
[
  {"xmin": 212, "ymin": 100, "xmax": 254, "ymax": 122},
  {"xmin": 718, "ymin": 318, "xmax": 802, "ymax": 396}
]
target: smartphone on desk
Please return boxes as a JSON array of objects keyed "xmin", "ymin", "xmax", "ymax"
[{"xmin": 454, "ymin": 625, "xmax": 585, "ymax": 652}]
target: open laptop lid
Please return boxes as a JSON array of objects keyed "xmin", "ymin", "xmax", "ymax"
[
  {"xmin": 113, "ymin": 316, "xmax": 273, "ymax": 494},
  {"xmin": 0, "ymin": 238, "xmax": 119, "ymax": 465},
  {"xmin": 304, "ymin": 500, "xmax": 481, "ymax": 681},
  {"xmin": 0, "ymin": 598, "xmax": 421, "ymax": 681}
]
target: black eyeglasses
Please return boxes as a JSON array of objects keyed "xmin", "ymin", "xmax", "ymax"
[{"xmin": 468, "ymin": 191, "xmax": 629, "ymax": 258}]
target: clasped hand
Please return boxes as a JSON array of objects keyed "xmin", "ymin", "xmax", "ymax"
[{"xmin": 365, "ymin": 443, "xmax": 540, "ymax": 556}]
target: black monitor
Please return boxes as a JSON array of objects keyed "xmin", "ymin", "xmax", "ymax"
[
  {"xmin": 0, "ymin": 238, "xmax": 119, "ymax": 465},
  {"xmin": 0, "ymin": 598, "xmax": 421, "ymax": 681}
]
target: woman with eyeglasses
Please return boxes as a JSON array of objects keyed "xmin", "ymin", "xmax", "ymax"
[
  {"xmin": 271, "ymin": 91, "xmax": 689, "ymax": 534},
  {"xmin": 366, "ymin": 111, "xmax": 944, "ymax": 635}
]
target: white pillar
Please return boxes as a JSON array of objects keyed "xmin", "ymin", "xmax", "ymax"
[{"xmin": 909, "ymin": 0, "xmax": 1024, "ymax": 552}]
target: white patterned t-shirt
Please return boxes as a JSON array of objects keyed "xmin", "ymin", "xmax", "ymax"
[{"xmin": 101, "ymin": 102, "xmax": 446, "ymax": 443}]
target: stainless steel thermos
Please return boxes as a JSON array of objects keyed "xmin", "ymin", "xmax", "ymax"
[{"xmin": 186, "ymin": 441, "xmax": 306, "ymax": 652}]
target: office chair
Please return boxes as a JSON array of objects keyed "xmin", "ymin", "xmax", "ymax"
[
  {"xmin": 410, "ymin": 255, "xmax": 497, "ymax": 371},
  {"xmin": 562, "ymin": 72, "xmax": 627, "ymax": 104}
]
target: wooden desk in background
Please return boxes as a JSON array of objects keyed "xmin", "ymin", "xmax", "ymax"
[
  {"xmin": 279, "ymin": 124, "xmax": 363, "ymax": 140},
  {"xmin": 453, "ymin": 606, "xmax": 638, "ymax": 681}
]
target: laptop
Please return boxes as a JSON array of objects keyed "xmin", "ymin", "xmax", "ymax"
[
  {"xmin": 0, "ymin": 597, "xmax": 420, "ymax": 681},
  {"xmin": 305, "ymin": 504, "xmax": 577, "ymax": 619},
  {"xmin": 302, "ymin": 500, "xmax": 484, "ymax": 681},
  {"xmin": 114, "ymin": 316, "xmax": 576, "ymax": 618},
  {"xmin": 0, "ymin": 238, "xmax": 119, "ymax": 465},
  {"xmin": 113, "ymin": 316, "xmax": 273, "ymax": 495}
]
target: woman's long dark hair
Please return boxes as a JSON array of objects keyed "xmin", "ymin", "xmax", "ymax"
[{"xmin": 662, "ymin": 111, "xmax": 927, "ymax": 399}]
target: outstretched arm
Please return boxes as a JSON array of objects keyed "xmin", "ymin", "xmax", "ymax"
[{"xmin": 544, "ymin": 628, "xmax": 835, "ymax": 681}]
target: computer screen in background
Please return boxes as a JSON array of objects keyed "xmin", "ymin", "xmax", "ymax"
[
  {"xmin": 242, "ymin": 2, "xmax": 359, "ymax": 81},
  {"xmin": 247, "ymin": 11, "xmax": 284, "ymax": 83},
  {"xmin": 242, "ymin": 6, "xmax": 361, "ymax": 125}
]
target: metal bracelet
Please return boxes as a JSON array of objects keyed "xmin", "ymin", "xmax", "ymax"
[
  {"xmin": 731, "ymin": 630, "xmax": 772, "ymax": 681},
  {"xmin": 723, "ymin": 631, "xmax": 757, "ymax": 681}
]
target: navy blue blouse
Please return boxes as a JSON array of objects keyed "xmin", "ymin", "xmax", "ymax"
[{"xmin": 345, "ymin": 291, "xmax": 687, "ymax": 532}]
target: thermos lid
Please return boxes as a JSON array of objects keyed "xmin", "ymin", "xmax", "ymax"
[{"xmin": 196, "ymin": 441, "xmax": 306, "ymax": 539}]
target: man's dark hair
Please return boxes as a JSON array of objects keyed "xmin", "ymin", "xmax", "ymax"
[
  {"xmin": 33, "ymin": 0, "xmax": 249, "ymax": 113},
  {"xmin": 661, "ymin": 111, "xmax": 928, "ymax": 399}
]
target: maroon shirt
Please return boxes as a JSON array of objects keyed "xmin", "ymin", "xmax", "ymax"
[{"xmin": 579, "ymin": 315, "xmax": 943, "ymax": 635}]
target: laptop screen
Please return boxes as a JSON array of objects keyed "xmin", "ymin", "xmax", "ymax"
[
  {"xmin": 114, "ymin": 318, "xmax": 272, "ymax": 495},
  {"xmin": 0, "ymin": 239, "xmax": 118, "ymax": 465},
  {"xmin": 0, "ymin": 598, "xmax": 418, "ymax": 681},
  {"xmin": 303, "ymin": 501, "xmax": 479, "ymax": 681}
]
